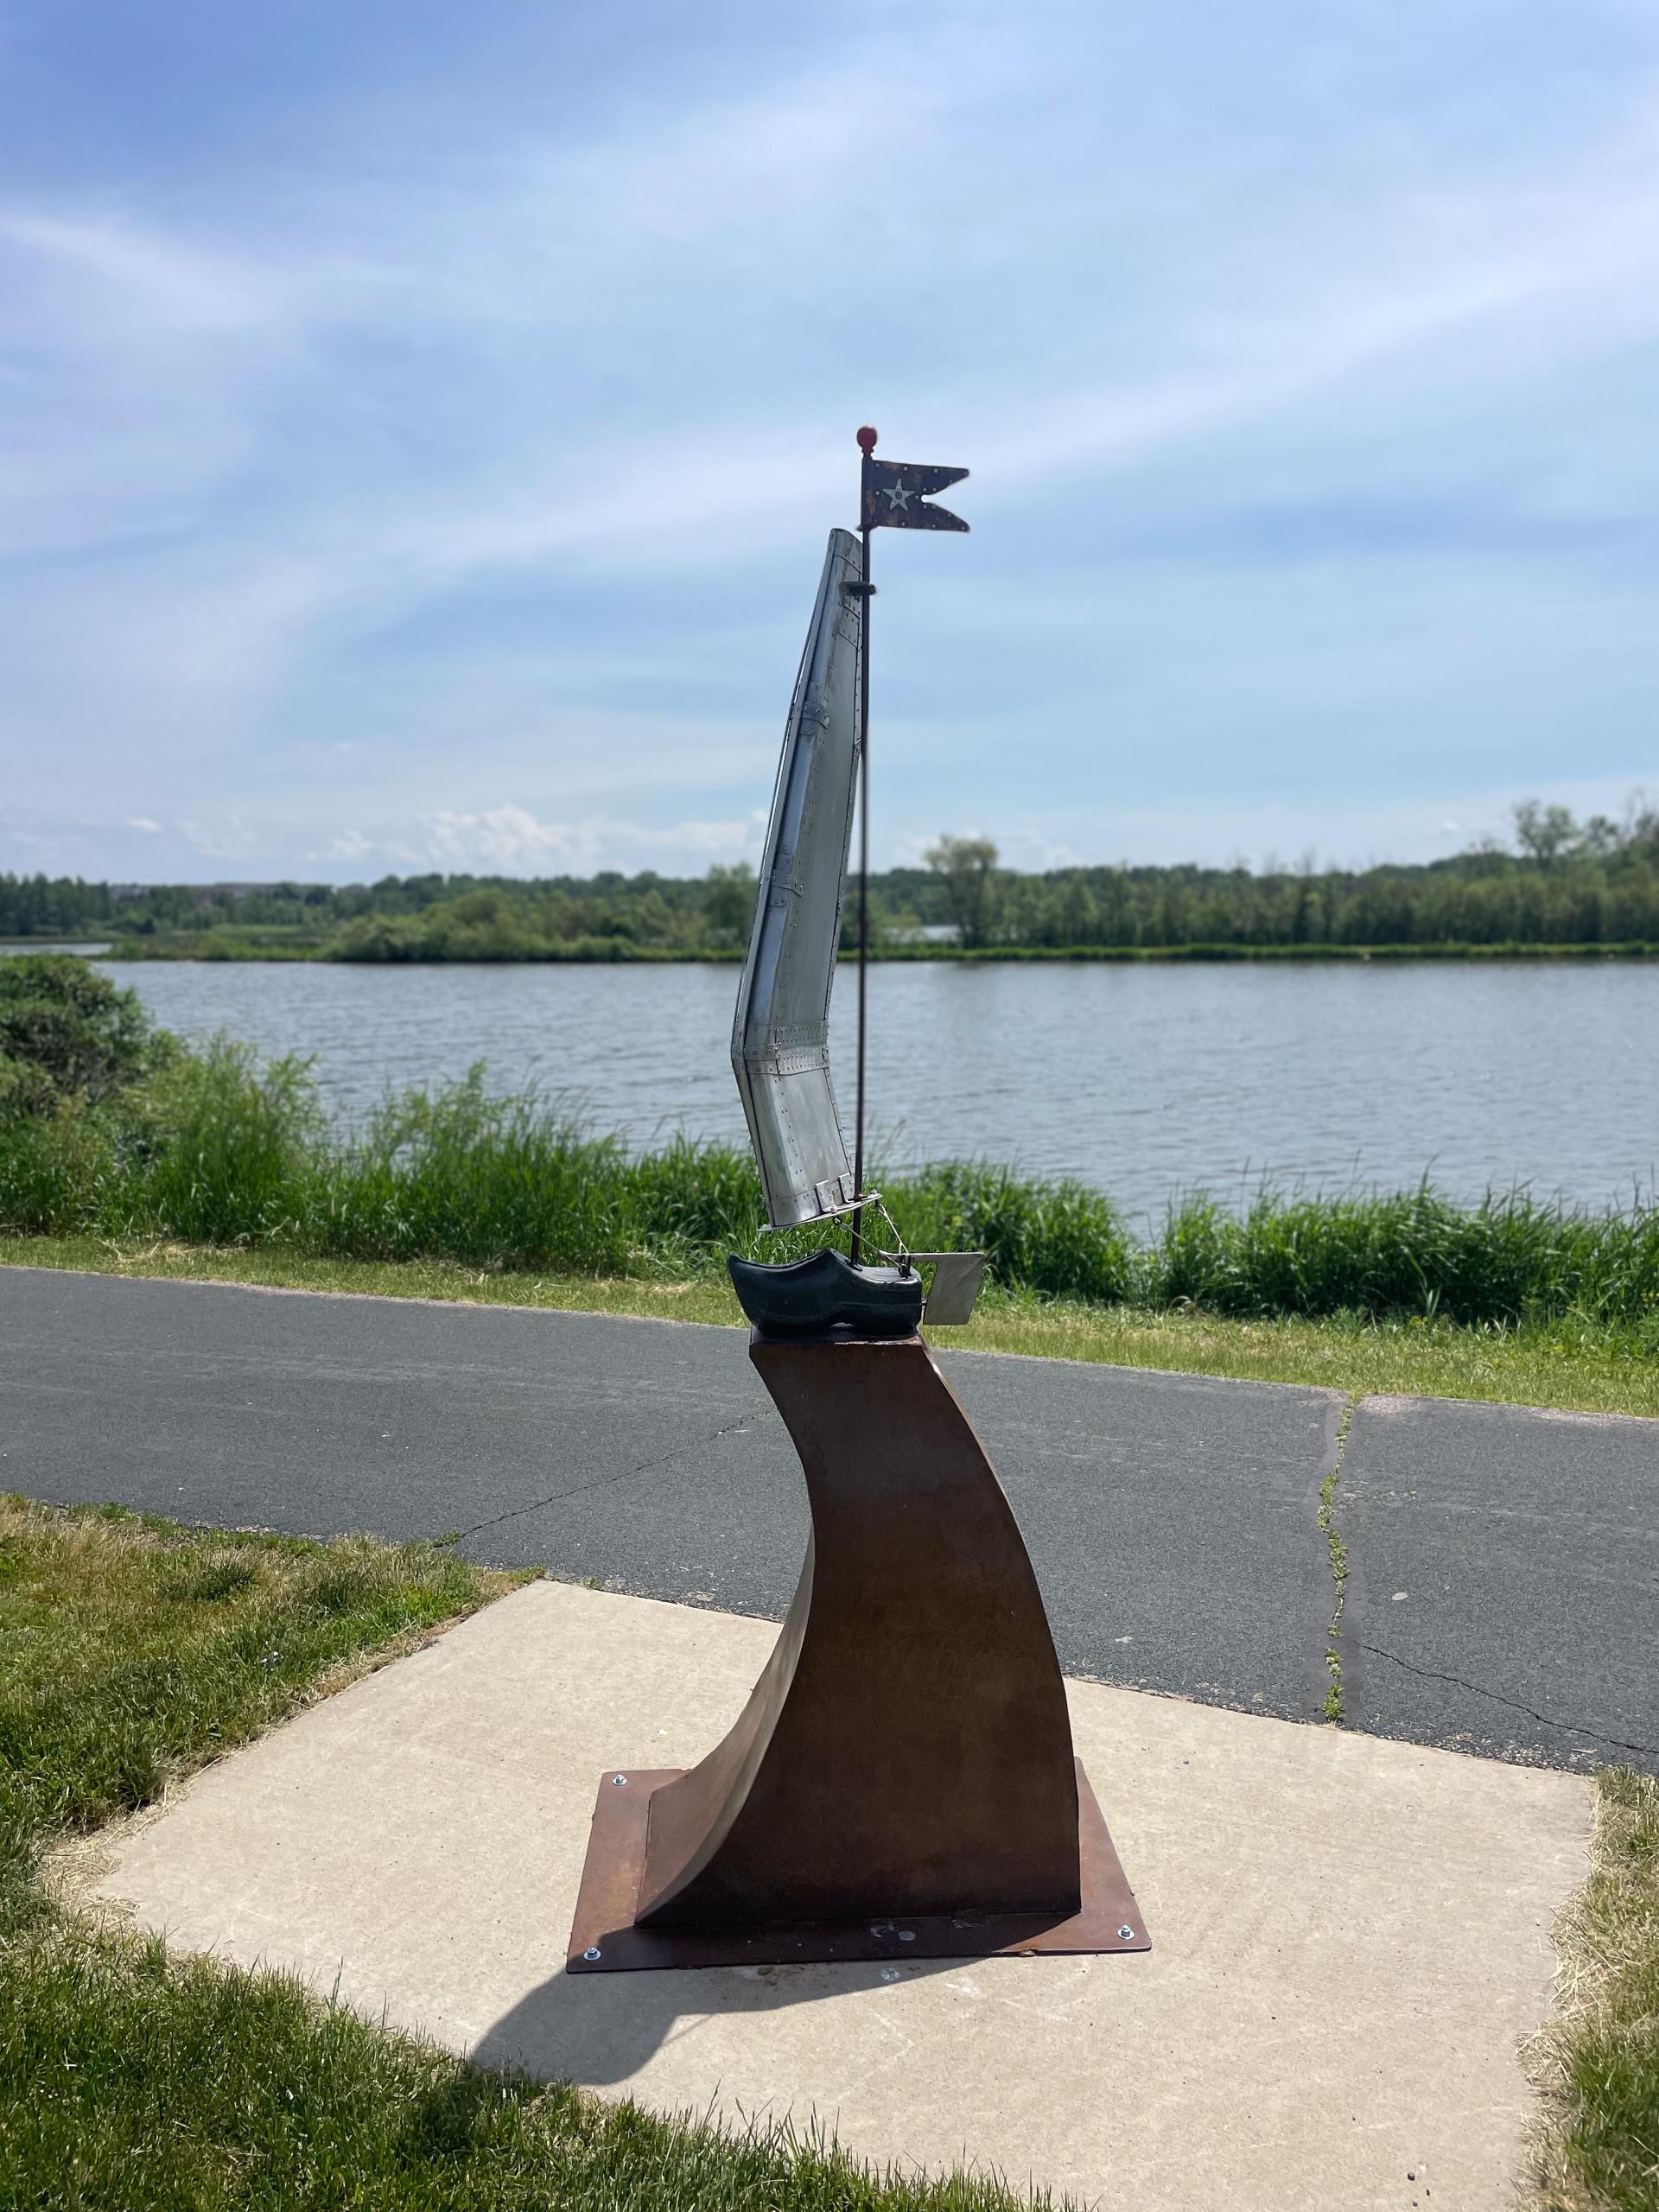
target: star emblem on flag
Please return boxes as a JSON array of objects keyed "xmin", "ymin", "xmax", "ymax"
[{"xmin": 861, "ymin": 458, "xmax": 969, "ymax": 532}]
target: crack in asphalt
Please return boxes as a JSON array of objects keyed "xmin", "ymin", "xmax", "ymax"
[
  {"xmin": 441, "ymin": 1414, "xmax": 754, "ymax": 1545},
  {"xmin": 1355, "ymin": 1639, "xmax": 1659, "ymax": 1758},
  {"xmin": 1317, "ymin": 1394, "xmax": 1361, "ymax": 1724}
]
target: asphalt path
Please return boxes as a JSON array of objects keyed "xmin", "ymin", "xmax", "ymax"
[
  {"xmin": 1340, "ymin": 1395, "xmax": 1658, "ymax": 1771},
  {"xmin": 2, "ymin": 1267, "xmax": 1653, "ymax": 1774}
]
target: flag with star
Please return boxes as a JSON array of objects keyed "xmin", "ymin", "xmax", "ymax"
[{"xmin": 861, "ymin": 458, "xmax": 969, "ymax": 532}]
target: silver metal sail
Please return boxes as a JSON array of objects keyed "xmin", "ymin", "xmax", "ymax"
[{"xmin": 733, "ymin": 528, "xmax": 863, "ymax": 1230}]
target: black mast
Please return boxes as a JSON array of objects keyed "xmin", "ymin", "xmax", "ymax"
[
  {"xmin": 850, "ymin": 425, "xmax": 877, "ymax": 1266},
  {"xmin": 847, "ymin": 425, "xmax": 967, "ymax": 1267}
]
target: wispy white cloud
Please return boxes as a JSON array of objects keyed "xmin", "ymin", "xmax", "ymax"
[
  {"xmin": 0, "ymin": 209, "xmax": 309, "ymax": 333},
  {"xmin": 179, "ymin": 813, "xmax": 256, "ymax": 861},
  {"xmin": 4, "ymin": 2, "xmax": 1659, "ymax": 876},
  {"xmin": 427, "ymin": 805, "xmax": 757, "ymax": 874}
]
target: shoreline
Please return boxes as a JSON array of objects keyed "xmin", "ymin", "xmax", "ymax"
[{"xmin": 39, "ymin": 937, "xmax": 1659, "ymax": 965}]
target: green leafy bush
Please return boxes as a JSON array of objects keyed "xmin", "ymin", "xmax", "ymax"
[{"xmin": 0, "ymin": 955, "xmax": 169, "ymax": 1118}]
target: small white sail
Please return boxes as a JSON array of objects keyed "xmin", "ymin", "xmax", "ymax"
[{"xmin": 733, "ymin": 529, "xmax": 863, "ymax": 1230}]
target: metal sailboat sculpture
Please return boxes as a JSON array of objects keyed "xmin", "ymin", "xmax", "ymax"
[
  {"xmin": 564, "ymin": 437, "xmax": 1148, "ymax": 1979},
  {"xmin": 727, "ymin": 522, "xmax": 983, "ymax": 1338}
]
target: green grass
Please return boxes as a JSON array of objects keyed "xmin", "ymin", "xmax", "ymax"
[
  {"xmin": 0, "ymin": 1496, "xmax": 1050, "ymax": 2212},
  {"xmin": 0, "ymin": 1496, "xmax": 518, "ymax": 1916},
  {"xmin": 1537, "ymin": 1768, "xmax": 1659, "ymax": 2211},
  {"xmin": 2, "ymin": 1020, "xmax": 1654, "ymax": 1415},
  {"xmin": 4, "ymin": 1045, "xmax": 1657, "ymax": 1338},
  {"xmin": 10, "ymin": 1942, "xmax": 1043, "ymax": 2212},
  {"xmin": 3, "ymin": 1234, "xmax": 1656, "ymax": 1414}
]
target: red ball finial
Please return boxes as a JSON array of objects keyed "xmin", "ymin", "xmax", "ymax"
[{"xmin": 855, "ymin": 425, "xmax": 879, "ymax": 454}]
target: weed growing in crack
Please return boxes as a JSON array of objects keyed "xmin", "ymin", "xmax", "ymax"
[{"xmin": 1318, "ymin": 1397, "xmax": 1359, "ymax": 1725}]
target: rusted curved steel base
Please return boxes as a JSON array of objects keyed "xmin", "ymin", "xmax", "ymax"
[{"xmin": 566, "ymin": 1332, "xmax": 1148, "ymax": 1972}]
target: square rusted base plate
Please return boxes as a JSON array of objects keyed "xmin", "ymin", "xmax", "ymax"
[{"xmin": 565, "ymin": 1758, "xmax": 1149, "ymax": 1972}]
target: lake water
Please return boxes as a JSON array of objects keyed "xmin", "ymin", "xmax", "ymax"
[{"xmin": 98, "ymin": 958, "xmax": 1657, "ymax": 1226}]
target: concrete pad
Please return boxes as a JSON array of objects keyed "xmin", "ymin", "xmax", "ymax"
[
  {"xmin": 96, "ymin": 1581, "xmax": 1591, "ymax": 2212},
  {"xmin": 1341, "ymin": 1395, "xmax": 1659, "ymax": 1774}
]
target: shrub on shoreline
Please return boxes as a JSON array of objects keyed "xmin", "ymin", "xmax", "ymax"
[{"xmin": 0, "ymin": 955, "xmax": 170, "ymax": 1117}]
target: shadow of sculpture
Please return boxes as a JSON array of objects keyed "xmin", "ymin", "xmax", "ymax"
[{"xmin": 473, "ymin": 1953, "xmax": 963, "ymax": 2088}]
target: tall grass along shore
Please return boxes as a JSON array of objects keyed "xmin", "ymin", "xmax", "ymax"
[{"xmin": 3, "ymin": 957, "xmax": 1655, "ymax": 1366}]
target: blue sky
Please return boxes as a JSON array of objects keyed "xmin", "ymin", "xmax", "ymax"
[{"xmin": 3, "ymin": 0, "xmax": 1657, "ymax": 882}]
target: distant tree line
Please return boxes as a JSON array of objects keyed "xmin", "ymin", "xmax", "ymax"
[
  {"xmin": 0, "ymin": 869, "xmax": 719, "ymax": 945},
  {"xmin": 3, "ymin": 797, "xmax": 1655, "ymax": 957},
  {"xmin": 914, "ymin": 798, "xmax": 1659, "ymax": 951}
]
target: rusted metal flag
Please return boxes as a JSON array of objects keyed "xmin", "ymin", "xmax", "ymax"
[{"xmin": 860, "ymin": 457, "xmax": 969, "ymax": 532}]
